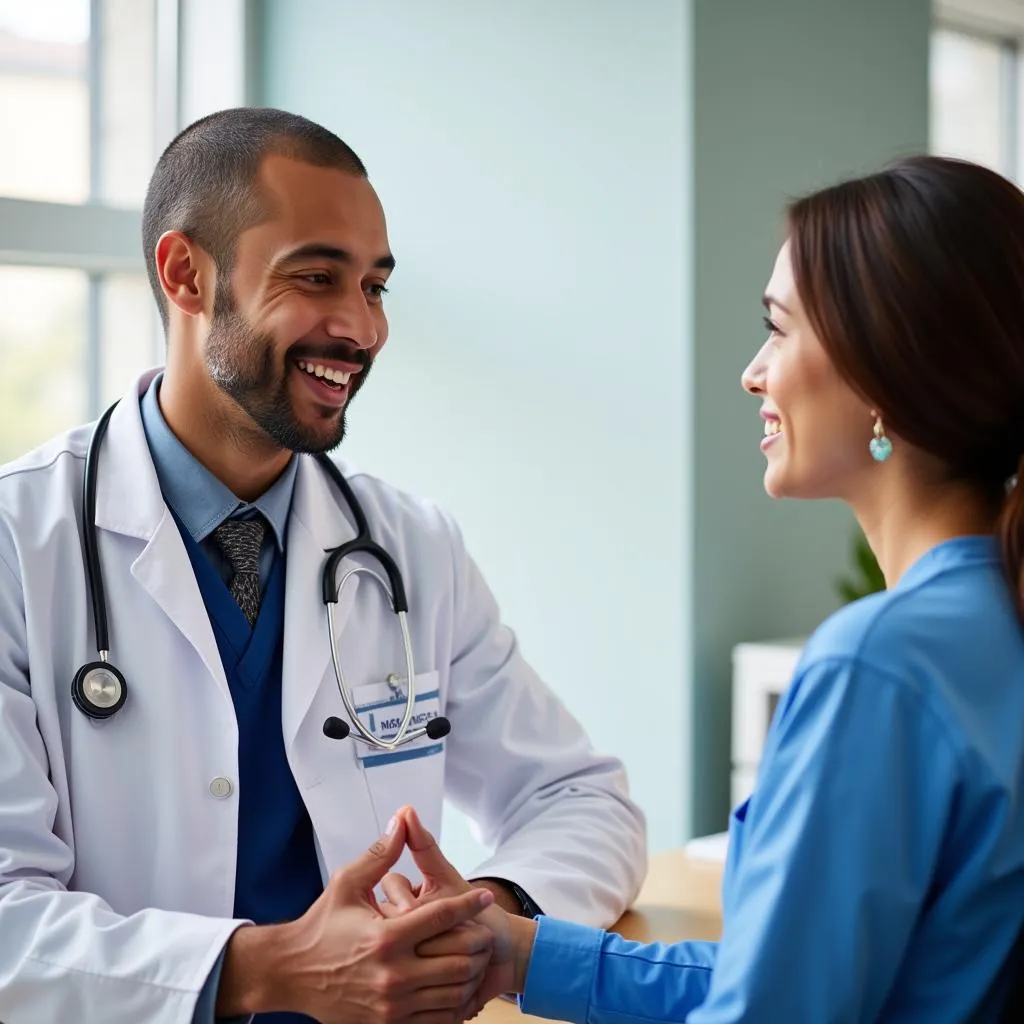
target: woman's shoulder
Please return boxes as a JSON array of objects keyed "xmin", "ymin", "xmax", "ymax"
[
  {"xmin": 802, "ymin": 536, "xmax": 1016, "ymax": 673},
  {"xmin": 799, "ymin": 587, "xmax": 910, "ymax": 669},
  {"xmin": 793, "ymin": 539, "xmax": 1024, "ymax": 765}
]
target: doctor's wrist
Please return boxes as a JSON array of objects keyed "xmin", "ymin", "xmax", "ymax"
[
  {"xmin": 216, "ymin": 922, "xmax": 294, "ymax": 1017},
  {"xmin": 471, "ymin": 877, "xmax": 544, "ymax": 918},
  {"xmin": 469, "ymin": 878, "xmax": 525, "ymax": 916}
]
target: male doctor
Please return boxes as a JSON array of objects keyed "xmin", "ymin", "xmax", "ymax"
[{"xmin": 0, "ymin": 108, "xmax": 646, "ymax": 1024}]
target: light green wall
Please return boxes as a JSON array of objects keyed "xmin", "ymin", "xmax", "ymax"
[{"xmin": 690, "ymin": 0, "xmax": 931, "ymax": 833}]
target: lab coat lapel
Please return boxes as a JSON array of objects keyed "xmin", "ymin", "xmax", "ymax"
[
  {"xmin": 92, "ymin": 374, "xmax": 232, "ymax": 704},
  {"xmin": 131, "ymin": 519, "xmax": 232, "ymax": 703},
  {"xmin": 281, "ymin": 454, "xmax": 360, "ymax": 749}
]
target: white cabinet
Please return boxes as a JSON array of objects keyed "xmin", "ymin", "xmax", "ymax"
[{"xmin": 730, "ymin": 639, "xmax": 804, "ymax": 808}]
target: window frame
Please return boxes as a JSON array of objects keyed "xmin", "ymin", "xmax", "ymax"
[
  {"xmin": 0, "ymin": 0, "xmax": 258, "ymax": 421},
  {"xmin": 935, "ymin": 0, "xmax": 1024, "ymax": 39},
  {"xmin": 933, "ymin": 0, "xmax": 1024, "ymax": 181}
]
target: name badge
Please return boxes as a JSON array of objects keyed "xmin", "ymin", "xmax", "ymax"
[{"xmin": 352, "ymin": 671, "xmax": 444, "ymax": 768}]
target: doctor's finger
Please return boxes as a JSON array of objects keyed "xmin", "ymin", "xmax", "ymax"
[
  {"xmin": 402, "ymin": 949, "xmax": 491, "ymax": 991},
  {"xmin": 389, "ymin": 889, "xmax": 494, "ymax": 948},
  {"xmin": 402, "ymin": 808, "xmax": 466, "ymax": 888},
  {"xmin": 335, "ymin": 817, "xmax": 408, "ymax": 895},
  {"xmin": 417, "ymin": 922, "xmax": 492, "ymax": 958},
  {"xmin": 404, "ymin": 976, "xmax": 488, "ymax": 1014},
  {"xmin": 382, "ymin": 871, "xmax": 419, "ymax": 910}
]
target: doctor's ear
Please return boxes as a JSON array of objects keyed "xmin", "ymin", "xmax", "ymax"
[{"xmin": 154, "ymin": 230, "xmax": 215, "ymax": 320}]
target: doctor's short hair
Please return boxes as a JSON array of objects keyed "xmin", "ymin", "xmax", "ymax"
[
  {"xmin": 785, "ymin": 155, "xmax": 1024, "ymax": 617},
  {"xmin": 141, "ymin": 107, "xmax": 367, "ymax": 329}
]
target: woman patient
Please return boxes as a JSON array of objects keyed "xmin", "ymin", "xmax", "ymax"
[{"xmin": 380, "ymin": 155, "xmax": 1024, "ymax": 1022}]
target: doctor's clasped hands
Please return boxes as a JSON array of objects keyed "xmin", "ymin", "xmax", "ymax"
[{"xmin": 213, "ymin": 812, "xmax": 503, "ymax": 1023}]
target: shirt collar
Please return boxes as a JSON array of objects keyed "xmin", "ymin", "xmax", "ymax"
[
  {"xmin": 895, "ymin": 534, "xmax": 1000, "ymax": 592},
  {"xmin": 139, "ymin": 373, "xmax": 297, "ymax": 549}
]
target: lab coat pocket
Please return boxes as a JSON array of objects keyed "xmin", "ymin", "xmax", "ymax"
[{"xmin": 353, "ymin": 672, "xmax": 447, "ymax": 832}]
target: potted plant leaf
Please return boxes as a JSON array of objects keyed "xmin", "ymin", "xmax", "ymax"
[{"xmin": 835, "ymin": 530, "xmax": 886, "ymax": 604}]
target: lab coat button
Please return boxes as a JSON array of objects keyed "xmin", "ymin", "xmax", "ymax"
[{"xmin": 209, "ymin": 776, "xmax": 234, "ymax": 799}]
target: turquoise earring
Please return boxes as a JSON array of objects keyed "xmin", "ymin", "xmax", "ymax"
[{"xmin": 869, "ymin": 414, "xmax": 893, "ymax": 462}]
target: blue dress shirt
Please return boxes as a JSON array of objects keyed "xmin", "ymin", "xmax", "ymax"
[
  {"xmin": 522, "ymin": 536, "xmax": 1024, "ymax": 1022},
  {"xmin": 139, "ymin": 375, "xmax": 297, "ymax": 591}
]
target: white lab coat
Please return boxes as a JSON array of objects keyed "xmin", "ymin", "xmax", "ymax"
[{"xmin": 0, "ymin": 371, "xmax": 646, "ymax": 1024}]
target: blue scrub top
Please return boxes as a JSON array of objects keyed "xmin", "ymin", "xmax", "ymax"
[{"xmin": 522, "ymin": 536, "xmax": 1024, "ymax": 1022}]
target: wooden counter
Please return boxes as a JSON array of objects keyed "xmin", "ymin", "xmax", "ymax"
[{"xmin": 479, "ymin": 850, "xmax": 724, "ymax": 1024}]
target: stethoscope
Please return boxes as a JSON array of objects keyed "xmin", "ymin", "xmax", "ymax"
[{"xmin": 72, "ymin": 401, "xmax": 451, "ymax": 752}]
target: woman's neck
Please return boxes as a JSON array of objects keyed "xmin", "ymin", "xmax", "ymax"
[{"xmin": 854, "ymin": 476, "xmax": 998, "ymax": 589}]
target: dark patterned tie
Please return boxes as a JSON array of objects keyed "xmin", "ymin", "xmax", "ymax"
[{"xmin": 213, "ymin": 517, "xmax": 265, "ymax": 626}]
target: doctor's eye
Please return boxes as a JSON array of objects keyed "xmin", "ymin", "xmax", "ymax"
[
  {"xmin": 366, "ymin": 283, "xmax": 390, "ymax": 301},
  {"xmin": 300, "ymin": 272, "xmax": 333, "ymax": 286}
]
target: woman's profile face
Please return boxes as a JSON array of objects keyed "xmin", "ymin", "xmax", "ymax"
[{"xmin": 741, "ymin": 242, "xmax": 877, "ymax": 501}]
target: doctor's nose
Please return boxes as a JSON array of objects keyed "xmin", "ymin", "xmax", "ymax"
[{"xmin": 324, "ymin": 292, "xmax": 380, "ymax": 351}]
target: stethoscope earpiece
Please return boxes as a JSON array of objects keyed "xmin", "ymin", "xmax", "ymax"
[
  {"xmin": 322, "ymin": 714, "xmax": 451, "ymax": 743},
  {"xmin": 425, "ymin": 717, "xmax": 452, "ymax": 740},
  {"xmin": 72, "ymin": 661, "xmax": 127, "ymax": 720},
  {"xmin": 323, "ymin": 716, "xmax": 350, "ymax": 740}
]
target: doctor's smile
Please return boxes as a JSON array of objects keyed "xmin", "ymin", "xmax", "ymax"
[{"xmin": 291, "ymin": 352, "xmax": 367, "ymax": 410}]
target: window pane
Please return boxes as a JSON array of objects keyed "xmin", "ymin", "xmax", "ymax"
[
  {"xmin": 0, "ymin": 0, "xmax": 90, "ymax": 203},
  {"xmin": 930, "ymin": 28, "xmax": 1005, "ymax": 173},
  {"xmin": 0, "ymin": 0, "xmax": 156, "ymax": 206},
  {"xmin": 0, "ymin": 266, "xmax": 87, "ymax": 464},
  {"xmin": 99, "ymin": 0, "xmax": 156, "ymax": 207},
  {"xmin": 100, "ymin": 272, "xmax": 160, "ymax": 406}
]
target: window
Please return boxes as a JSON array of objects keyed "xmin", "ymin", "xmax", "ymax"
[
  {"xmin": 0, "ymin": 5, "xmax": 90, "ymax": 204},
  {"xmin": 930, "ymin": 26, "xmax": 1013, "ymax": 172},
  {"xmin": 0, "ymin": 266, "xmax": 87, "ymax": 464},
  {"xmin": 931, "ymin": 0, "xmax": 1024, "ymax": 180},
  {"xmin": 0, "ymin": 0, "xmax": 161, "ymax": 462}
]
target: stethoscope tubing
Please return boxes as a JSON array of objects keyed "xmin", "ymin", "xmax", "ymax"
[{"xmin": 326, "ymin": 572, "xmax": 418, "ymax": 750}]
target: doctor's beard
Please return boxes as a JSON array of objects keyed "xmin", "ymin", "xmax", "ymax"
[{"xmin": 204, "ymin": 281, "xmax": 371, "ymax": 454}]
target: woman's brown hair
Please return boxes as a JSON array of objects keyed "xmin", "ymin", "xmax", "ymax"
[{"xmin": 786, "ymin": 156, "xmax": 1024, "ymax": 616}]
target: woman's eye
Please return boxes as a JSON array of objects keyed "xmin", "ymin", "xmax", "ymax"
[
  {"xmin": 367, "ymin": 283, "xmax": 390, "ymax": 299},
  {"xmin": 763, "ymin": 315, "xmax": 782, "ymax": 336}
]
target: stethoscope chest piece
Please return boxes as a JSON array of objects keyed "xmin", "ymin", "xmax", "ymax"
[{"xmin": 72, "ymin": 660, "xmax": 127, "ymax": 720}]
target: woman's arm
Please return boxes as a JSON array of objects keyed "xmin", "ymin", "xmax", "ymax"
[{"xmin": 519, "ymin": 918, "xmax": 717, "ymax": 1024}]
